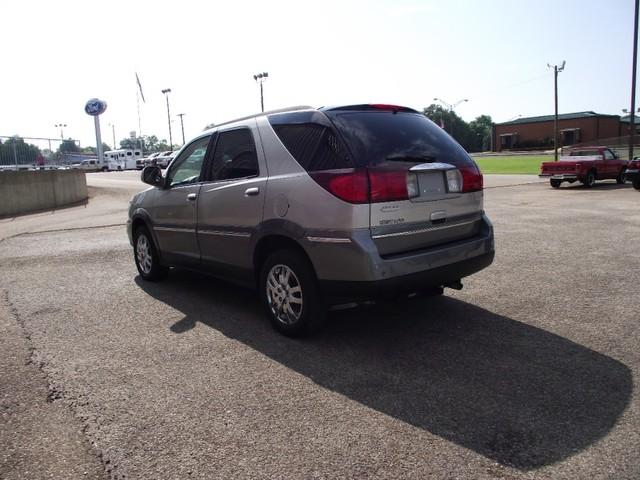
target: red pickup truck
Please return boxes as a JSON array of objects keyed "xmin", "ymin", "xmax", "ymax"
[
  {"xmin": 625, "ymin": 157, "xmax": 640, "ymax": 190},
  {"xmin": 539, "ymin": 147, "xmax": 627, "ymax": 188}
]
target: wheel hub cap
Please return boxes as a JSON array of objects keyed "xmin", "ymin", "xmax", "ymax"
[
  {"xmin": 266, "ymin": 264, "xmax": 303, "ymax": 325},
  {"xmin": 136, "ymin": 235, "xmax": 153, "ymax": 274}
]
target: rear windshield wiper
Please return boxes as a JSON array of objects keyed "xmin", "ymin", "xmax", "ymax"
[{"xmin": 385, "ymin": 155, "xmax": 437, "ymax": 163}]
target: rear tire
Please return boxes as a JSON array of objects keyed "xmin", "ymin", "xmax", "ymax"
[
  {"xmin": 259, "ymin": 249, "xmax": 326, "ymax": 336},
  {"xmin": 634, "ymin": 178, "xmax": 640, "ymax": 191},
  {"xmin": 133, "ymin": 226, "xmax": 168, "ymax": 281},
  {"xmin": 550, "ymin": 179, "xmax": 561, "ymax": 188},
  {"xmin": 616, "ymin": 169, "xmax": 626, "ymax": 184},
  {"xmin": 582, "ymin": 170, "xmax": 596, "ymax": 188}
]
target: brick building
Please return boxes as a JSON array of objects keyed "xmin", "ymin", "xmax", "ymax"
[{"xmin": 492, "ymin": 111, "xmax": 621, "ymax": 151}]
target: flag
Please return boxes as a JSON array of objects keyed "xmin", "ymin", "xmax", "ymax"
[{"xmin": 136, "ymin": 72, "xmax": 146, "ymax": 103}]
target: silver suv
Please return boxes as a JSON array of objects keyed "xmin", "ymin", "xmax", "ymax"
[{"xmin": 128, "ymin": 104, "xmax": 494, "ymax": 335}]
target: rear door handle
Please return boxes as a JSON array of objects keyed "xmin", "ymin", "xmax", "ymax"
[
  {"xmin": 186, "ymin": 193, "xmax": 197, "ymax": 201},
  {"xmin": 245, "ymin": 187, "xmax": 260, "ymax": 196}
]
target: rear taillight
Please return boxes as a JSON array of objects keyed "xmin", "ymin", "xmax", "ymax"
[
  {"xmin": 309, "ymin": 168, "xmax": 420, "ymax": 204},
  {"xmin": 309, "ymin": 168, "xmax": 370, "ymax": 204},
  {"xmin": 369, "ymin": 168, "xmax": 418, "ymax": 203},
  {"xmin": 459, "ymin": 165, "xmax": 483, "ymax": 193}
]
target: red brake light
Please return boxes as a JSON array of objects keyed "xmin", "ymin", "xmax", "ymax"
[
  {"xmin": 369, "ymin": 104, "xmax": 406, "ymax": 112},
  {"xmin": 369, "ymin": 168, "xmax": 411, "ymax": 202},
  {"xmin": 459, "ymin": 165, "xmax": 483, "ymax": 193},
  {"xmin": 309, "ymin": 169, "xmax": 369, "ymax": 204}
]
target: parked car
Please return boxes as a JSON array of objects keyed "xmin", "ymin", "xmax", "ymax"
[
  {"xmin": 539, "ymin": 147, "xmax": 627, "ymax": 188},
  {"xmin": 626, "ymin": 156, "xmax": 640, "ymax": 190},
  {"xmin": 142, "ymin": 152, "xmax": 162, "ymax": 167},
  {"xmin": 155, "ymin": 151, "xmax": 175, "ymax": 168},
  {"xmin": 127, "ymin": 104, "xmax": 495, "ymax": 336}
]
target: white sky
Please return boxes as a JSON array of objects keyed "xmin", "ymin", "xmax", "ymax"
[{"xmin": 1, "ymin": 0, "xmax": 637, "ymax": 149}]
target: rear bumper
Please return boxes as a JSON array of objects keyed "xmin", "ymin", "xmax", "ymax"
[
  {"xmin": 539, "ymin": 174, "xmax": 578, "ymax": 180},
  {"xmin": 309, "ymin": 214, "xmax": 495, "ymax": 303},
  {"xmin": 320, "ymin": 250, "xmax": 494, "ymax": 302}
]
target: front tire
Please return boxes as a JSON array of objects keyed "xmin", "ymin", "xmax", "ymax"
[
  {"xmin": 616, "ymin": 169, "xmax": 626, "ymax": 184},
  {"xmin": 259, "ymin": 249, "xmax": 326, "ymax": 336},
  {"xmin": 634, "ymin": 178, "xmax": 640, "ymax": 191},
  {"xmin": 133, "ymin": 226, "xmax": 168, "ymax": 281},
  {"xmin": 550, "ymin": 179, "xmax": 561, "ymax": 188}
]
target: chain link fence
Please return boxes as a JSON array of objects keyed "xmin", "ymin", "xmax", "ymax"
[{"xmin": 0, "ymin": 136, "xmax": 96, "ymax": 171}]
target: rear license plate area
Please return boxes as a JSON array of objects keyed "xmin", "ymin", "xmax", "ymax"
[{"xmin": 416, "ymin": 172, "xmax": 447, "ymax": 201}]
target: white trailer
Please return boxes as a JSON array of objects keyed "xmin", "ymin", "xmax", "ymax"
[{"xmin": 106, "ymin": 149, "xmax": 142, "ymax": 171}]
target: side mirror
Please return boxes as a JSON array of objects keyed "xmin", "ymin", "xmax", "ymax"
[{"xmin": 141, "ymin": 166, "xmax": 165, "ymax": 188}]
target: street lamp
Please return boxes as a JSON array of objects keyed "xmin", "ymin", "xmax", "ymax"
[
  {"xmin": 54, "ymin": 123, "xmax": 67, "ymax": 141},
  {"xmin": 253, "ymin": 72, "xmax": 268, "ymax": 112},
  {"xmin": 177, "ymin": 113, "xmax": 186, "ymax": 145},
  {"xmin": 161, "ymin": 88, "xmax": 173, "ymax": 149},
  {"xmin": 547, "ymin": 60, "xmax": 566, "ymax": 161},
  {"xmin": 433, "ymin": 98, "xmax": 468, "ymax": 137}
]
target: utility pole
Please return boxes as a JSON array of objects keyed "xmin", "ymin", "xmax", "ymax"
[
  {"xmin": 177, "ymin": 113, "xmax": 186, "ymax": 144},
  {"xmin": 629, "ymin": 0, "xmax": 638, "ymax": 161},
  {"xmin": 110, "ymin": 123, "xmax": 116, "ymax": 150},
  {"xmin": 161, "ymin": 89, "xmax": 173, "ymax": 149},
  {"xmin": 547, "ymin": 61, "xmax": 566, "ymax": 161},
  {"xmin": 253, "ymin": 72, "xmax": 269, "ymax": 112}
]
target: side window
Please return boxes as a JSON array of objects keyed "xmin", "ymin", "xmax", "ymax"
[
  {"xmin": 210, "ymin": 129, "xmax": 259, "ymax": 181},
  {"xmin": 603, "ymin": 149, "xmax": 614, "ymax": 160},
  {"xmin": 272, "ymin": 123, "xmax": 352, "ymax": 171},
  {"xmin": 167, "ymin": 136, "xmax": 210, "ymax": 187}
]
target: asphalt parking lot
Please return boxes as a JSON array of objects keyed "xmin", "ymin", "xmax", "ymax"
[{"xmin": 1, "ymin": 172, "xmax": 639, "ymax": 479}]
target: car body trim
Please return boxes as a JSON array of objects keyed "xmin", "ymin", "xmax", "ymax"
[
  {"xmin": 371, "ymin": 219, "xmax": 478, "ymax": 240},
  {"xmin": 153, "ymin": 226, "xmax": 196, "ymax": 234},
  {"xmin": 199, "ymin": 229, "xmax": 251, "ymax": 238},
  {"xmin": 306, "ymin": 236, "xmax": 352, "ymax": 244}
]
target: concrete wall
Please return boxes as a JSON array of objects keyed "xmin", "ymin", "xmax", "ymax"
[{"xmin": 0, "ymin": 170, "xmax": 88, "ymax": 217}]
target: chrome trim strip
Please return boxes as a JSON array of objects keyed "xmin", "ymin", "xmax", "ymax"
[
  {"xmin": 371, "ymin": 219, "xmax": 478, "ymax": 240},
  {"xmin": 626, "ymin": 169, "xmax": 639, "ymax": 173},
  {"xmin": 306, "ymin": 236, "xmax": 352, "ymax": 244},
  {"xmin": 410, "ymin": 162, "xmax": 455, "ymax": 172},
  {"xmin": 153, "ymin": 226, "xmax": 196, "ymax": 233},
  {"xmin": 198, "ymin": 229, "xmax": 251, "ymax": 238}
]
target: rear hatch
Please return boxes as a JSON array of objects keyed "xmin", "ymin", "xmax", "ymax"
[{"xmin": 323, "ymin": 105, "xmax": 484, "ymax": 257}]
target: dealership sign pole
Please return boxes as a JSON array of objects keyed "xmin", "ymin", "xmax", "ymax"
[{"xmin": 84, "ymin": 98, "xmax": 107, "ymax": 165}]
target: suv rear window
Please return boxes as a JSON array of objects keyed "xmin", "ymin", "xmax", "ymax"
[{"xmin": 322, "ymin": 110, "xmax": 476, "ymax": 168}]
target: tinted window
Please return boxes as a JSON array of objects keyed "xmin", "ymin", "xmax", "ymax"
[
  {"xmin": 603, "ymin": 150, "xmax": 614, "ymax": 160},
  {"xmin": 167, "ymin": 136, "xmax": 210, "ymax": 187},
  {"xmin": 210, "ymin": 129, "xmax": 258, "ymax": 181},
  {"xmin": 324, "ymin": 110, "xmax": 476, "ymax": 168},
  {"xmin": 272, "ymin": 124, "xmax": 352, "ymax": 171}
]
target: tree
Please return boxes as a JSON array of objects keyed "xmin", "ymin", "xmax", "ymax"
[
  {"xmin": 81, "ymin": 143, "xmax": 111, "ymax": 154},
  {"xmin": 139, "ymin": 135, "xmax": 171, "ymax": 153},
  {"xmin": 119, "ymin": 138, "xmax": 139, "ymax": 150},
  {"xmin": 58, "ymin": 139, "xmax": 80, "ymax": 154},
  {"xmin": 423, "ymin": 105, "xmax": 493, "ymax": 153},
  {"xmin": 468, "ymin": 115, "xmax": 493, "ymax": 152}
]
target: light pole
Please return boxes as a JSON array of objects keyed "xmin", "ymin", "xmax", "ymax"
[
  {"xmin": 177, "ymin": 113, "xmax": 186, "ymax": 145},
  {"xmin": 628, "ymin": 0, "xmax": 638, "ymax": 160},
  {"xmin": 433, "ymin": 98, "xmax": 468, "ymax": 138},
  {"xmin": 161, "ymin": 88, "xmax": 173, "ymax": 149},
  {"xmin": 54, "ymin": 123, "xmax": 67, "ymax": 141},
  {"xmin": 109, "ymin": 123, "xmax": 116, "ymax": 150},
  {"xmin": 547, "ymin": 61, "xmax": 566, "ymax": 161},
  {"xmin": 253, "ymin": 72, "xmax": 268, "ymax": 112}
]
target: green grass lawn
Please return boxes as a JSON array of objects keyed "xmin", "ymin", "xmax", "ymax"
[{"xmin": 472, "ymin": 155, "xmax": 552, "ymax": 174}]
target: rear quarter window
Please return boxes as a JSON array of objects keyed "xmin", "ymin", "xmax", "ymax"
[{"xmin": 269, "ymin": 111, "xmax": 353, "ymax": 172}]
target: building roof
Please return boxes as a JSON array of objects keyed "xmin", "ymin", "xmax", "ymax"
[{"xmin": 496, "ymin": 111, "xmax": 620, "ymax": 126}]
